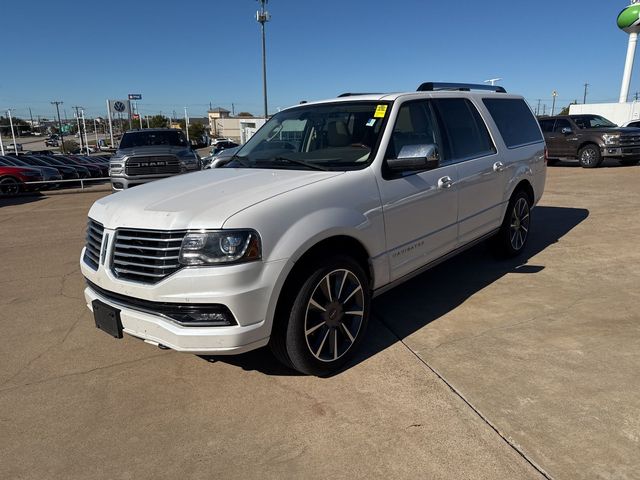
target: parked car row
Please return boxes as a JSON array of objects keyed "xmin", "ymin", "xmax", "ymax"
[{"xmin": 0, "ymin": 153, "xmax": 112, "ymax": 197}]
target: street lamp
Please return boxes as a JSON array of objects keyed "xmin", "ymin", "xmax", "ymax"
[
  {"xmin": 551, "ymin": 90, "xmax": 558, "ymax": 116},
  {"xmin": 51, "ymin": 101, "xmax": 66, "ymax": 154},
  {"xmin": 6, "ymin": 109, "xmax": 18, "ymax": 155},
  {"xmin": 256, "ymin": 0, "xmax": 271, "ymax": 119}
]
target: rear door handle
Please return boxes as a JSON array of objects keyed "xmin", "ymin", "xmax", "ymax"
[
  {"xmin": 437, "ymin": 176, "xmax": 453, "ymax": 189},
  {"xmin": 493, "ymin": 161, "xmax": 505, "ymax": 173}
]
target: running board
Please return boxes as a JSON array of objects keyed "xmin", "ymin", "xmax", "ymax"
[{"xmin": 372, "ymin": 229, "xmax": 499, "ymax": 298}]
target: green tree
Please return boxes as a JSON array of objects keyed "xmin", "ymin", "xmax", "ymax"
[
  {"xmin": 179, "ymin": 120, "xmax": 206, "ymax": 141},
  {"xmin": 559, "ymin": 101, "xmax": 577, "ymax": 116},
  {"xmin": 237, "ymin": 112, "xmax": 254, "ymax": 117},
  {"xmin": 148, "ymin": 115, "xmax": 169, "ymax": 128}
]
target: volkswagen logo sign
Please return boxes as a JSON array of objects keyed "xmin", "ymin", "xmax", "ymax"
[{"xmin": 113, "ymin": 101, "xmax": 127, "ymax": 113}]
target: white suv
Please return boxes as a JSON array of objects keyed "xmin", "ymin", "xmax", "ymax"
[{"xmin": 81, "ymin": 83, "xmax": 546, "ymax": 375}]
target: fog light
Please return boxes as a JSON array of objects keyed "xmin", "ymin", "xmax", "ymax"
[{"xmin": 167, "ymin": 307, "xmax": 235, "ymax": 327}]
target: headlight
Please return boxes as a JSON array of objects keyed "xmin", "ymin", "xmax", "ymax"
[
  {"xmin": 603, "ymin": 134, "xmax": 620, "ymax": 145},
  {"xmin": 109, "ymin": 163, "xmax": 123, "ymax": 175},
  {"xmin": 179, "ymin": 230, "xmax": 261, "ymax": 265}
]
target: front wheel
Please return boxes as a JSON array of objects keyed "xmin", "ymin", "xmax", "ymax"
[
  {"xmin": 270, "ymin": 256, "xmax": 371, "ymax": 376},
  {"xmin": 493, "ymin": 190, "xmax": 532, "ymax": 257},
  {"xmin": 578, "ymin": 144, "xmax": 602, "ymax": 168},
  {"xmin": 0, "ymin": 177, "xmax": 21, "ymax": 197}
]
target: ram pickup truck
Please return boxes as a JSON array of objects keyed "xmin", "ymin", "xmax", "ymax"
[
  {"xmin": 109, "ymin": 128, "xmax": 201, "ymax": 190},
  {"xmin": 538, "ymin": 114, "xmax": 640, "ymax": 167}
]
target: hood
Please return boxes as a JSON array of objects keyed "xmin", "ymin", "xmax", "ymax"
[{"xmin": 89, "ymin": 168, "xmax": 343, "ymax": 230}]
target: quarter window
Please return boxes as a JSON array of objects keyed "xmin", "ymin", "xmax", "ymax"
[
  {"xmin": 483, "ymin": 98, "xmax": 543, "ymax": 148},
  {"xmin": 433, "ymin": 98, "xmax": 495, "ymax": 163},
  {"xmin": 553, "ymin": 119, "xmax": 571, "ymax": 133}
]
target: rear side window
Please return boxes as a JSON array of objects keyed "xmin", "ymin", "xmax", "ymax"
[
  {"xmin": 538, "ymin": 119, "xmax": 554, "ymax": 133},
  {"xmin": 483, "ymin": 98, "xmax": 543, "ymax": 148},
  {"xmin": 432, "ymin": 98, "xmax": 495, "ymax": 163}
]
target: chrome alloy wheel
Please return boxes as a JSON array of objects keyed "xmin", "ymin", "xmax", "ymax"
[
  {"xmin": 510, "ymin": 197, "xmax": 530, "ymax": 251},
  {"xmin": 304, "ymin": 269, "xmax": 365, "ymax": 362},
  {"xmin": 580, "ymin": 147, "xmax": 597, "ymax": 165}
]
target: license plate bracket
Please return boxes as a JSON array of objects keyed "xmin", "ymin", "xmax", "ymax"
[{"xmin": 92, "ymin": 300, "xmax": 123, "ymax": 339}]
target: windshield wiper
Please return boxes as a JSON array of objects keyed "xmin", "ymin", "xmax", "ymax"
[
  {"xmin": 270, "ymin": 156, "xmax": 329, "ymax": 171},
  {"xmin": 226, "ymin": 154, "xmax": 251, "ymax": 167}
]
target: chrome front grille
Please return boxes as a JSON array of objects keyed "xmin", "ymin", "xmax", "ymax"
[
  {"xmin": 84, "ymin": 219, "xmax": 104, "ymax": 270},
  {"xmin": 124, "ymin": 155, "xmax": 181, "ymax": 176},
  {"xmin": 619, "ymin": 135, "xmax": 640, "ymax": 146},
  {"xmin": 111, "ymin": 228, "xmax": 186, "ymax": 283}
]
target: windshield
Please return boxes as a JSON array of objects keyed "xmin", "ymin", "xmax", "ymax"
[
  {"xmin": 571, "ymin": 115, "xmax": 617, "ymax": 129},
  {"xmin": 119, "ymin": 130, "xmax": 188, "ymax": 149},
  {"xmin": 226, "ymin": 101, "xmax": 388, "ymax": 170}
]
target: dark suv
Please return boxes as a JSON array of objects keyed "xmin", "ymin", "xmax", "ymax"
[
  {"xmin": 538, "ymin": 114, "xmax": 640, "ymax": 168},
  {"xmin": 109, "ymin": 129, "xmax": 201, "ymax": 190}
]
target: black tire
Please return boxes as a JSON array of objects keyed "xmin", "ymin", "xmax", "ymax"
[
  {"xmin": 0, "ymin": 176, "xmax": 21, "ymax": 197},
  {"xmin": 270, "ymin": 256, "xmax": 371, "ymax": 376},
  {"xmin": 578, "ymin": 144, "xmax": 602, "ymax": 168},
  {"xmin": 493, "ymin": 190, "xmax": 532, "ymax": 258},
  {"xmin": 619, "ymin": 158, "xmax": 640, "ymax": 166},
  {"xmin": 546, "ymin": 159, "xmax": 559, "ymax": 166}
]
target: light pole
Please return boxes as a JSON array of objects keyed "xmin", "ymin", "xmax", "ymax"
[
  {"xmin": 81, "ymin": 109, "xmax": 90, "ymax": 155},
  {"xmin": 256, "ymin": 0, "xmax": 270, "ymax": 119},
  {"xmin": 0, "ymin": 125, "xmax": 4, "ymax": 155},
  {"xmin": 184, "ymin": 107, "xmax": 190, "ymax": 142},
  {"xmin": 73, "ymin": 106, "xmax": 84, "ymax": 152},
  {"xmin": 551, "ymin": 90, "xmax": 558, "ymax": 116},
  {"xmin": 484, "ymin": 77, "xmax": 502, "ymax": 86},
  {"xmin": 583, "ymin": 83, "xmax": 589, "ymax": 104},
  {"xmin": 7, "ymin": 109, "xmax": 18, "ymax": 155},
  {"xmin": 51, "ymin": 101, "xmax": 66, "ymax": 153},
  {"xmin": 94, "ymin": 118, "xmax": 99, "ymax": 150}
]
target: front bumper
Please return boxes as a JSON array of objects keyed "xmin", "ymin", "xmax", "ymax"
[
  {"xmin": 81, "ymin": 250, "xmax": 289, "ymax": 354},
  {"xmin": 110, "ymin": 174, "xmax": 174, "ymax": 190},
  {"xmin": 602, "ymin": 145, "xmax": 640, "ymax": 158}
]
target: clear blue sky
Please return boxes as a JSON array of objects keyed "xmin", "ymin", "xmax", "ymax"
[{"xmin": 0, "ymin": 0, "xmax": 636, "ymax": 120}]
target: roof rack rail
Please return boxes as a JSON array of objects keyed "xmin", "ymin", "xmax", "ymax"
[
  {"xmin": 417, "ymin": 82, "xmax": 506, "ymax": 93},
  {"xmin": 338, "ymin": 92, "xmax": 381, "ymax": 97}
]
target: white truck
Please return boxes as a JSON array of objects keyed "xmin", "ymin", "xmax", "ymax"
[{"xmin": 81, "ymin": 83, "xmax": 546, "ymax": 375}]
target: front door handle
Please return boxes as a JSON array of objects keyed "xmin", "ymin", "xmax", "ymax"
[
  {"xmin": 493, "ymin": 161, "xmax": 505, "ymax": 172},
  {"xmin": 437, "ymin": 176, "xmax": 453, "ymax": 189}
]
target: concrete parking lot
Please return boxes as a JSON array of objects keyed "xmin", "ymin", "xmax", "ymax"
[{"xmin": 1, "ymin": 161, "xmax": 639, "ymax": 479}]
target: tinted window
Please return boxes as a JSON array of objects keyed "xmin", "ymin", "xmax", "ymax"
[
  {"xmin": 628, "ymin": 121, "xmax": 640, "ymax": 128},
  {"xmin": 538, "ymin": 119, "xmax": 555, "ymax": 133},
  {"xmin": 119, "ymin": 130, "xmax": 188, "ymax": 149},
  {"xmin": 433, "ymin": 98, "xmax": 495, "ymax": 163},
  {"xmin": 553, "ymin": 119, "xmax": 571, "ymax": 133},
  {"xmin": 483, "ymin": 98, "xmax": 543, "ymax": 148}
]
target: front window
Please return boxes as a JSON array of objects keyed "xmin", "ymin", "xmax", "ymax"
[
  {"xmin": 571, "ymin": 115, "xmax": 617, "ymax": 129},
  {"xmin": 225, "ymin": 102, "xmax": 388, "ymax": 171}
]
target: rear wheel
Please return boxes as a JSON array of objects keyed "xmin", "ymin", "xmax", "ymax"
[
  {"xmin": 493, "ymin": 190, "xmax": 531, "ymax": 257},
  {"xmin": 619, "ymin": 158, "xmax": 639, "ymax": 166},
  {"xmin": 578, "ymin": 144, "xmax": 602, "ymax": 168},
  {"xmin": 270, "ymin": 256, "xmax": 370, "ymax": 376},
  {"xmin": 0, "ymin": 177, "xmax": 21, "ymax": 197}
]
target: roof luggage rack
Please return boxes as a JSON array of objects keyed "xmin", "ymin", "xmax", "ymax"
[
  {"xmin": 417, "ymin": 82, "xmax": 507, "ymax": 93},
  {"xmin": 338, "ymin": 92, "xmax": 382, "ymax": 97}
]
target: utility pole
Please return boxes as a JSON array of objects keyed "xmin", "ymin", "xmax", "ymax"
[
  {"xmin": 51, "ymin": 101, "xmax": 66, "ymax": 153},
  {"xmin": 256, "ymin": 0, "xmax": 270, "ymax": 119},
  {"xmin": 93, "ymin": 118, "xmax": 99, "ymax": 150},
  {"xmin": 73, "ymin": 106, "xmax": 84, "ymax": 152},
  {"xmin": 583, "ymin": 83, "xmax": 589, "ymax": 104},
  {"xmin": 536, "ymin": 99, "xmax": 541, "ymax": 116},
  {"xmin": 635, "ymin": 92, "xmax": 639, "ymax": 101},
  {"xmin": 542, "ymin": 104, "xmax": 546, "ymax": 115},
  {"xmin": 232, "ymin": 102, "xmax": 235, "ymax": 116},
  {"xmin": 551, "ymin": 90, "xmax": 558, "ymax": 116},
  {"xmin": 29, "ymin": 107, "xmax": 34, "ymax": 130}
]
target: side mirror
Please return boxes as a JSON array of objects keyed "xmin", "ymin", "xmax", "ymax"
[
  {"xmin": 387, "ymin": 144, "xmax": 440, "ymax": 172},
  {"xmin": 561, "ymin": 127, "xmax": 573, "ymax": 135}
]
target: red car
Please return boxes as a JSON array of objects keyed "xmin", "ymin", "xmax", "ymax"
[{"xmin": 0, "ymin": 166, "xmax": 43, "ymax": 196}]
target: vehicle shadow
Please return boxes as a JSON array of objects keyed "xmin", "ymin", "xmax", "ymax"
[
  {"xmin": 0, "ymin": 192, "xmax": 45, "ymax": 207},
  {"xmin": 201, "ymin": 205, "xmax": 589, "ymax": 377}
]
